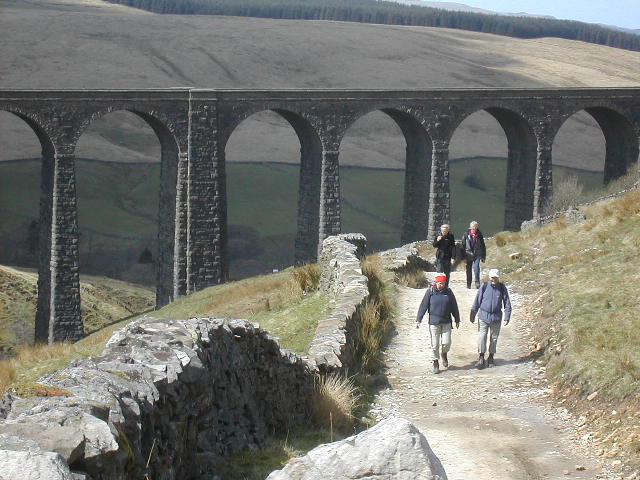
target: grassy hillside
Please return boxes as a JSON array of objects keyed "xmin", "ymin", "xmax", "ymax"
[
  {"xmin": 0, "ymin": 265, "xmax": 154, "ymax": 352},
  {"xmin": 488, "ymin": 187, "xmax": 640, "ymax": 470},
  {"xmin": 0, "ymin": 0, "xmax": 637, "ymax": 294},
  {"xmin": 1, "ymin": 0, "xmax": 640, "ymax": 171},
  {"xmin": 0, "ymin": 265, "xmax": 328, "ymax": 392},
  {"xmin": 0, "ymin": 157, "xmax": 603, "ymax": 283}
]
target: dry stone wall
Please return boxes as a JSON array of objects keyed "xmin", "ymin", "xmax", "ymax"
[
  {"xmin": 0, "ymin": 233, "xmax": 427, "ymax": 480},
  {"xmin": 0, "ymin": 317, "xmax": 314, "ymax": 480},
  {"xmin": 379, "ymin": 242, "xmax": 433, "ymax": 274},
  {"xmin": 308, "ymin": 234, "xmax": 369, "ymax": 374}
]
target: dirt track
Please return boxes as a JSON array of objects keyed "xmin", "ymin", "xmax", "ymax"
[{"xmin": 371, "ymin": 271, "xmax": 608, "ymax": 480}]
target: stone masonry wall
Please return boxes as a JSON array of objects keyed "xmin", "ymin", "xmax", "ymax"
[
  {"xmin": 0, "ymin": 232, "xmax": 426, "ymax": 480},
  {"xmin": 0, "ymin": 317, "xmax": 314, "ymax": 480},
  {"xmin": 308, "ymin": 233, "xmax": 369, "ymax": 374}
]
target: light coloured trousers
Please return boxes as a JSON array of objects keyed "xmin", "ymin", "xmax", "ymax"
[
  {"xmin": 478, "ymin": 320, "xmax": 502, "ymax": 354},
  {"xmin": 429, "ymin": 323, "xmax": 452, "ymax": 362}
]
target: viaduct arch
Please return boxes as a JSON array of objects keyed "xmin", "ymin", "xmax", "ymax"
[{"xmin": 1, "ymin": 88, "xmax": 638, "ymax": 343}]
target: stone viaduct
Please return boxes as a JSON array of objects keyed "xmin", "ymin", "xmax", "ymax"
[{"xmin": 1, "ymin": 88, "xmax": 639, "ymax": 343}]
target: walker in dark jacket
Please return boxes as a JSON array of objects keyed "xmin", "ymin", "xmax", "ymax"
[
  {"xmin": 416, "ymin": 274, "xmax": 460, "ymax": 373},
  {"xmin": 432, "ymin": 224, "xmax": 456, "ymax": 287},
  {"xmin": 462, "ymin": 222, "xmax": 486, "ymax": 289},
  {"xmin": 470, "ymin": 268, "xmax": 511, "ymax": 368}
]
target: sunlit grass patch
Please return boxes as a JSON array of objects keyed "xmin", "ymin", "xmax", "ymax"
[
  {"xmin": 1, "ymin": 267, "xmax": 329, "ymax": 394},
  {"xmin": 490, "ymin": 188, "xmax": 640, "ymax": 404},
  {"xmin": 215, "ymin": 429, "xmax": 334, "ymax": 480},
  {"xmin": 252, "ymin": 292, "xmax": 330, "ymax": 354}
]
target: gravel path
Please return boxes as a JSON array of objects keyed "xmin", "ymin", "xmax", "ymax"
[{"xmin": 370, "ymin": 270, "xmax": 607, "ymax": 480}]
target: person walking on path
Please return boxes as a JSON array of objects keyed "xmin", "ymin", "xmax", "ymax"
[
  {"xmin": 462, "ymin": 220, "xmax": 486, "ymax": 289},
  {"xmin": 416, "ymin": 273, "xmax": 461, "ymax": 374},
  {"xmin": 470, "ymin": 268, "xmax": 512, "ymax": 368},
  {"xmin": 432, "ymin": 224, "xmax": 456, "ymax": 287}
]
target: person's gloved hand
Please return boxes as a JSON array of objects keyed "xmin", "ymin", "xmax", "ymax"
[{"xmin": 455, "ymin": 320, "xmax": 460, "ymax": 329}]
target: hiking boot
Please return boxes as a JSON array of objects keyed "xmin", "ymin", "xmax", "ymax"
[
  {"xmin": 432, "ymin": 360, "xmax": 440, "ymax": 374},
  {"xmin": 467, "ymin": 284, "xmax": 472, "ymax": 289},
  {"xmin": 487, "ymin": 354, "xmax": 495, "ymax": 368},
  {"xmin": 441, "ymin": 352, "xmax": 449, "ymax": 368},
  {"xmin": 475, "ymin": 355, "xmax": 485, "ymax": 369},
  {"xmin": 475, "ymin": 282, "xmax": 480, "ymax": 289}
]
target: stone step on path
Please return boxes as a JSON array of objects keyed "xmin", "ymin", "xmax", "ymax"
[{"xmin": 370, "ymin": 270, "xmax": 606, "ymax": 480}]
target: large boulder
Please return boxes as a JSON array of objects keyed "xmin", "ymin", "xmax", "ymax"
[
  {"xmin": 266, "ymin": 417, "xmax": 447, "ymax": 480},
  {"xmin": 0, "ymin": 450, "xmax": 77, "ymax": 480}
]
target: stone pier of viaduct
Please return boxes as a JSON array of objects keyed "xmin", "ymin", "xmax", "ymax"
[{"xmin": 1, "ymin": 88, "xmax": 639, "ymax": 343}]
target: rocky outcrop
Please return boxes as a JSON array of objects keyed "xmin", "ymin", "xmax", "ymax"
[
  {"xmin": 0, "ymin": 450, "xmax": 77, "ymax": 480},
  {"xmin": 0, "ymin": 317, "xmax": 314, "ymax": 480},
  {"xmin": 308, "ymin": 234, "xmax": 369, "ymax": 374},
  {"xmin": 266, "ymin": 417, "xmax": 448, "ymax": 480}
]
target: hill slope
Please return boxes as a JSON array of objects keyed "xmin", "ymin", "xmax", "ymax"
[
  {"xmin": 0, "ymin": 264, "xmax": 155, "ymax": 352},
  {"xmin": 1, "ymin": 0, "xmax": 638, "ymax": 282},
  {"xmin": 1, "ymin": 0, "xmax": 639, "ymax": 168}
]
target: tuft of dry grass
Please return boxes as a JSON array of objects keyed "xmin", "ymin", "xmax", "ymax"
[
  {"xmin": 312, "ymin": 374, "xmax": 359, "ymax": 433},
  {"xmin": 361, "ymin": 256, "xmax": 392, "ymax": 319},
  {"xmin": 353, "ymin": 299, "xmax": 392, "ymax": 374},
  {"xmin": 10, "ymin": 383, "xmax": 74, "ymax": 398},
  {"xmin": 14, "ymin": 342, "xmax": 77, "ymax": 364},
  {"xmin": 543, "ymin": 175, "xmax": 584, "ymax": 215},
  {"xmin": 292, "ymin": 264, "xmax": 322, "ymax": 293},
  {"xmin": 0, "ymin": 359, "xmax": 16, "ymax": 394},
  {"xmin": 494, "ymin": 232, "xmax": 509, "ymax": 247},
  {"xmin": 612, "ymin": 187, "xmax": 640, "ymax": 216},
  {"xmin": 354, "ymin": 254, "xmax": 395, "ymax": 373},
  {"xmin": 395, "ymin": 269, "xmax": 428, "ymax": 288}
]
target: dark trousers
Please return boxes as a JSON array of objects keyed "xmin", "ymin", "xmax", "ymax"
[
  {"xmin": 436, "ymin": 258, "xmax": 452, "ymax": 287},
  {"xmin": 465, "ymin": 256, "xmax": 481, "ymax": 287}
]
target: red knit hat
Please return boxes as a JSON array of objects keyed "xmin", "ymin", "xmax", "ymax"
[{"xmin": 435, "ymin": 274, "xmax": 447, "ymax": 283}]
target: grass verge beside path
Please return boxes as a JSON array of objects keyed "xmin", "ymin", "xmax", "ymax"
[{"xmin": 488, "ymin": 188, "xmax": 640, "ymax": 471}]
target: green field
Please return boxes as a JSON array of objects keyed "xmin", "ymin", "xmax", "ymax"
[{"xmin": 0, "ymin": 158, "xmax": 603, "ymax": 281}]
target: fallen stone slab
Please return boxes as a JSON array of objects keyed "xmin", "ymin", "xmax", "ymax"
[{"xmin": 266, "ymin": 417, "xmax": 447, "ymax": 480}]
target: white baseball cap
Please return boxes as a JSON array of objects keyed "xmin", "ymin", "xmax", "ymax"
[{"xmin": 488, "ymin": 268, "xmax": 500, "ymax": 278}]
